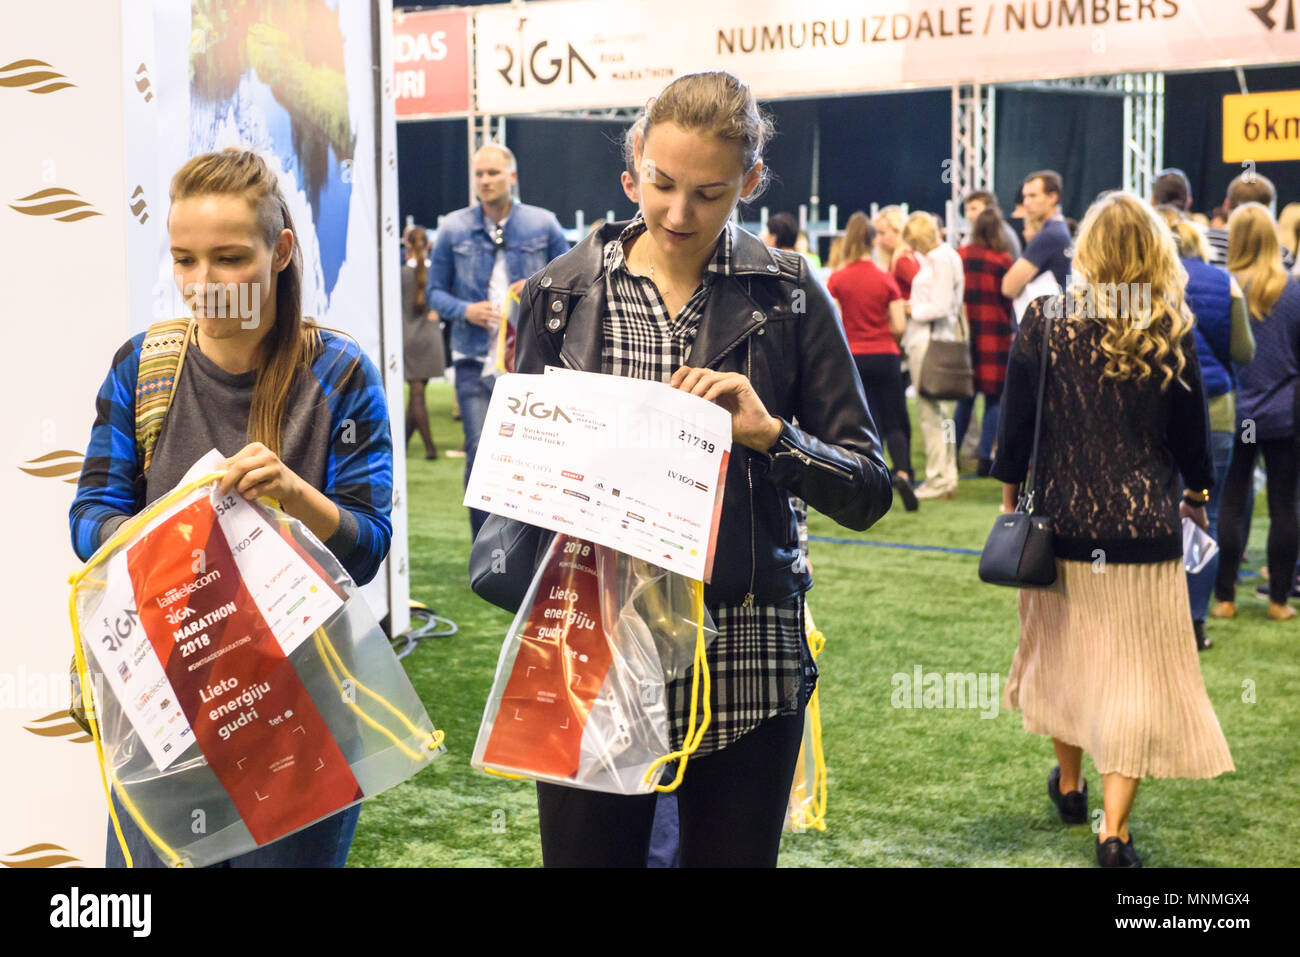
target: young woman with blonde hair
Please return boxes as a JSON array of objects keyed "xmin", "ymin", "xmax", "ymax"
[
  {"xmin": 71, "ymin": 147, "xmax": 394, "ymax": 867},
  {"xmin": 901, "ymin": 210, "xmax": 963, "ymax": 499},
  {"xmin": 1152, "ymin": 205, "xmax": 1253, "ymax": 649},
  {"xmin": 1277, "ymin": 201, "xmax": 1300, "ymax": 261},
  {"xmin": 873, "ymin": 204, "xmax": 920, "ymax": 298},
  {"xmin": 992, "ymin": 191, "xmax": 1233, "ymax": 868},
  {"xmin": 1212, "ymin": 203, "xmax": 1300, "ymax": 621},
  {"xmin": 473, "ymin": 72, "xmax": 894, "ymax": 867}
]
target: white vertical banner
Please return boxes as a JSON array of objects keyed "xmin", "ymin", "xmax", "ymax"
[
  {"xmin": 121, "ymin": 0, "xmax": 161, "ymax": 332},
  {"xmin": 130, "ymin": 0, "xmax": 398, "ymax": 625},
  {"xmin": 377, "ymin": 0, "xmax": 411, "ymax": 638},
  {"xmin": 0, "ymin": 0, "xmax": 131, "ymax": 869}
]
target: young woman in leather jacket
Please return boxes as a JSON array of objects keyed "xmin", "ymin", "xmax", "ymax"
[{"xmin": 474, "ymin": 72, "xmax": 893, "ymax": 867}]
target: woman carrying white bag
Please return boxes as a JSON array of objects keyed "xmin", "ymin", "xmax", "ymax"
[
  {"xmin": 472, "ymin": 72, "xmax": 895, "ymax": 867},
  {"xmin": 69, "ymin": 149, "xmax": 395, "ymax": 867}
]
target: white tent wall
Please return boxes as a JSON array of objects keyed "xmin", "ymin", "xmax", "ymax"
[
  {"xmin": 0, "ymin": 0, "xmax": 131, "ymax": 870},
  {"xmin": 0, "ymin": 0, "xmax": 404, "ymax": 867}
]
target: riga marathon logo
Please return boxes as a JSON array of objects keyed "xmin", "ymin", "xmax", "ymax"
[
  {"xmin": 1251, "ymin": 0, "xmax": 1297, "ymax": 30},
  {"xmin": 506, "ymin": 390, "xmax": 572, "ymax": 424},
  {"xmin": 495, "ymin": 29, "xmax": 596, "ymax": 88}
]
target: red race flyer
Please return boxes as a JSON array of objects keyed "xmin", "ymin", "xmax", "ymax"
[
  {"xmin": 126, "ymin": 496, "xmax": 361, "ymax": 846},
  {"xmin": 480, "ymin": 537, "xmax": 614, "ymax": 778}
]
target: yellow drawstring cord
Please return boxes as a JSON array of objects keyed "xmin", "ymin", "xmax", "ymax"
[
  {"xmin": 479, "ymin": 579, "xmax": 711, "ymax": 793},
  {"xmin": 312, "ymin": 628, "xmax": 443, "ymax": 759},
  {"xmin": 67, "ymin": 470, "xmax": 230, "ymax": 868},
  {"xmin": 483, "ymin": 767, "xmax": 527, "ymax": 781},
  {"xmin": 68, "ymin": 587, "xmax": 139, "ymax": 867},
  {"xmin": 644, "ymin": 579, "xmax": 711, "ymax": 793},
  {"xmin": 69, "ymin": 470, "xmax": 440, "ymax": 866},
  {"xmin": 790, "ymin": 603, "xmax": 828, "ymax": 831}
]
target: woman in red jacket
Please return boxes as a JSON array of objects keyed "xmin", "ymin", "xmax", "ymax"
[
  {"xmin": 827, "ymin": 212, "xmax": 917, "ymax": 510},
  {"xmin": 958, "ymin": 208, "xmax": 1015, "ymax": 476}
]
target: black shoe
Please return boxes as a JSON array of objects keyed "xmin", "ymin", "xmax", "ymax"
[
  {"xmin": 977, "ymin": 457, "xmax": 993, "ymax": 478},
  {"xmin": 1097, "ymin": 835, "xmax": 1143, "ymax": 868},
  {"xmin": 1048, "ymin": 765, "xmax": 1088, "ymax": 825},
  {"xmin": 1193, "ymin": 619, "xmax": 1211, "ymax": 651},
  {"xmin": 893, "ymin": 473, "xmax": 919, "ymax": 512}
]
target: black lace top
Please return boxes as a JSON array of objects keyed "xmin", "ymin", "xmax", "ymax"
[{"xmin": 991, "ymin": 297, "xmax": 1214, "ymax": 563}]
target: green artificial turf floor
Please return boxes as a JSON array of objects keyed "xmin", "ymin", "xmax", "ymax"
[{"xmin": 346, "ymin": 382, "xmax": 1299, "ymax": 868}]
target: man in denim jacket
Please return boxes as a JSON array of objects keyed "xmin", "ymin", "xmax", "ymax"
[{"xmin": 427, "ymin": 144, "xmax": 570, "ymax": 535}]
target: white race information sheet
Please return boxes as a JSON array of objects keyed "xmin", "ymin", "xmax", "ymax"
[{"xmin": 465, "ymin": 371, "xmax": 731, "ymax": 581}]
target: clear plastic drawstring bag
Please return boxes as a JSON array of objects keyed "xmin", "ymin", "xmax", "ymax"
[
  {"xmin": 785, "ymin": 602, "xmax": 828, "ymax": 832},
  {"xmin": 472, "ymin": 533, "xmax": 715, "ymax": 795},
  {"xmin": 69, "ymin": 455, "xmax": 443, "ymax": 867}
]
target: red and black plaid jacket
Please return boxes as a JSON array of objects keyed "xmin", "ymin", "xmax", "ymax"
[{"xmin": 959, "ymin": 244, "xmax": 1015, "ymax": 396}]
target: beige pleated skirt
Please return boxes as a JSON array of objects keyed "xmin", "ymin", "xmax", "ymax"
[{"xmin": 1003, "ymin": 558, "xmax": 1235, "ymax": 780}]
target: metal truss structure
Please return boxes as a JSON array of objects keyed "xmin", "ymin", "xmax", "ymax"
[
  {"xmin": 1120, "ymin": 73, "xmax": 1165, "ymax": 200},
  {"xmin": 991, "ymin": 73, "xmax": 1166, "ymax": 199},
  {"xmin": 457, "ymin": 57, "xmax": 1165, "ymax": 237},
  {"xmin": 951, "ymin": 82, "xmax": 996, "ymax": 212}
]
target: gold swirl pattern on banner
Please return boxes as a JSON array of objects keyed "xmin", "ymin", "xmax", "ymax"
[
  {"xmin": 19, "ymin": 450, "xmax": 84, "ymax": 485},
  {"xmin": 2, "ymin": 843, "xmax": 85, "ymax": 868},
  {"xmin": 0, "ymin": 58, "xmax": 75, "ymax": 94},
  {"xmin": 9, "ymin": 188, "xmax": 101, "ymax": 222},
  {"xmin": 24, "ymin": 711, "xmax": 92, "ymax": 744}
]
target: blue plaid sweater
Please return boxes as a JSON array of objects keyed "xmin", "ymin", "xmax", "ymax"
[{"xmin": 69, "ymin": 329, "xmax": 393, "ymax": 585}]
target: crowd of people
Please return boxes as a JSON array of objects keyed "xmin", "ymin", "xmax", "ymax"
[
  {"xmin": 68, "ymin": 67, "xmax": 1300, "ymax": 869},
  {"xmin": 409, "ymin": 142, "xmax": 1299, "ymax": 868}
]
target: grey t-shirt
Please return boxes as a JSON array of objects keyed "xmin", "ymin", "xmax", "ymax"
[{"xmin": 99, "ymin": 339, "xmax": 359, "ymax": 557}]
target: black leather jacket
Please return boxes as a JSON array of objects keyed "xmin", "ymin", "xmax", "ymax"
[{"xmin": 473, "ymin": 220, "xmax": 893, "ymax": 608}]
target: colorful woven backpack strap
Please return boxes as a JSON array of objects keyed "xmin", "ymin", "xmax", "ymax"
[{"xmin": 135, "ymin": 318, "xmax": 195, "ymax": 474}]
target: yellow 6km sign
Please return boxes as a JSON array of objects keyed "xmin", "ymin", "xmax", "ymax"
[{"xmin": 1223, "ymin": 90, "xmax": 1300, "ymax": 163}]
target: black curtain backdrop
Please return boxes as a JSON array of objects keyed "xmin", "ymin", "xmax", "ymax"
[
  {"xmin": 814, "ymin": 90, "xmax": 953, "ymax": 224},
  {"xmin": 396, "ymin": 117, "xmax": 466, "ymax": 231},
  {"xmin": 396, "ymin": 68, "xmax": 1300, "ymax": 238},
  {"xmin": 1164, "ymin": 66, "xmax": 1300, "ymax": 216},
  {"xmin": 993, "ymin": 89, "xmax": 1124, "ymax": 221}
]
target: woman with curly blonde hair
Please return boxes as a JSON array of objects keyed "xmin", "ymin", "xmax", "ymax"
[
  {"xmin": 991, "ymin": 191, "xmax": 1234, "ymax": 868},
  {"xmin": 1212, "ymin": 203, "xmax": 1300, "ymax": 621}
]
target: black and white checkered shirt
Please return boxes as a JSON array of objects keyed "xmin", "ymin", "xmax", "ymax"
[{"xmin": 601, "ymin": 218, "xmax": 812, "ymax": 756}]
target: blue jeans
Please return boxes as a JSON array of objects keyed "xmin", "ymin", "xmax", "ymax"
[
  {"xmin": 105, "ymin": 790, "xmax": 362, "ymax": 868},
  {"xmin": 954, "ymin": 394, "xmax": 1001, "ymax": 460},
  {"xmin": 1187, "ymin": 429, "xmax": 1235, "ymax": 619},
  {"xmin": 647, "ymin": 793, "xmax": 681, "ymax": 868},
  {"xmin": 454, "ymin": 358, "xmax": 496, "ymax": 539}
]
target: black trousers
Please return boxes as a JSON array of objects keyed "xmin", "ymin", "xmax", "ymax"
[
  {"xmin": 1215, "ymin": 433, "xmax": 1300, "ymax": 603},
  {"xmin": 853, "ymin": 352, "xmax": 912, "ymax": 476},
  {"xmin": 536, "ymin": 709, "xmax": 805, "ymax": 867}
]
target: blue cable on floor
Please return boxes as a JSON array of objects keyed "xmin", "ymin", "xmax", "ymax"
[{"xmin": 807, "ymin": 535, "xmax": 982, "ymax": 557}]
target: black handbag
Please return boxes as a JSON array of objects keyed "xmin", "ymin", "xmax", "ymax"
[
  {"xmin": 469, "ymin": 512, "xmax": 555, "ymax": 612},
  {"xmin": 978, "ymin": 310, "xmax": 1056, "ymax": 587}
]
